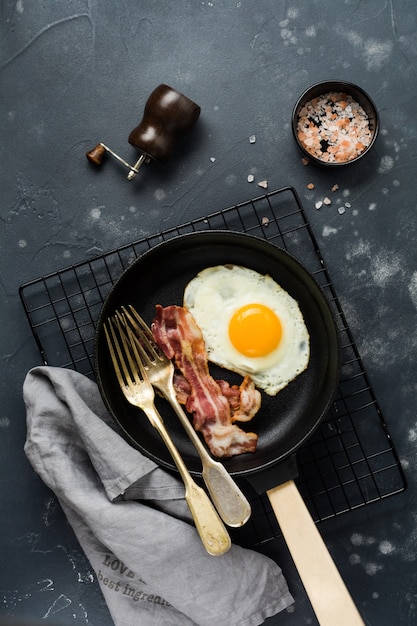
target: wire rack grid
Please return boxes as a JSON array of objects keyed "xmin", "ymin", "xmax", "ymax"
[{"xmin": 19, "ymin": 186, "xmax": 406, "ymax": 547}]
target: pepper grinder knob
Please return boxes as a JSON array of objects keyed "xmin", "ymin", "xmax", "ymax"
[{"xmin": 86, "ymin": 143, "xmax": 107, "ymax": 165}]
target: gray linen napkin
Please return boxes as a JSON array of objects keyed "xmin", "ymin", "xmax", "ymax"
[{"xmin": 23, "ymin": 366, "xmax": 294, "ymax": 626}]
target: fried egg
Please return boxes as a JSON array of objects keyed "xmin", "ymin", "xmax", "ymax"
[{"xmin": 183, "ymin": 264, "xmax": 310, "ymax": 396}]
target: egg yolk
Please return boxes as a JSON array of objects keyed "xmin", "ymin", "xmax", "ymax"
[{"xmin": 228, "ymin": 303, "xmax": 282, "ymax": 357}]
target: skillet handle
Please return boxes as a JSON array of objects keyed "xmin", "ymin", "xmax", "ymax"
[{"xmin": 267, "ymin": 480, "xmax": 364, "ymax": 626}]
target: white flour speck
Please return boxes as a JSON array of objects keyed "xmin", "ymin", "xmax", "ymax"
[
  {"xmin": 154, "ymin": 189, "xmax": 166, "ymax": 201},
  {"xmin": 0, "ymin": 417, "xmax": 10, "ymax": 428},
  {"xmin": 305, "ymin": 25, "xmax": 316, "ymax": 37},
  {"xmin": 364, "ymin": 39, "xmax": 393, "ymax": 71},
  {"xmin": 370, "ymin": 250, "xmax": 402, "ymax": 287},
  {"xmin": 345, "ymin": 239, "xmax": 371, "ymax": 261},
  {"xmin": 281, "ymin": 28, "xmax": 291, "ymax": 40},
  {"xmin": 407, "ymin": 272, "xmax": 417, "ymax": 309},
  {"xmin": 372, "ymin": 592, "xmax": 379, "ymax": 599},
  {"xmin": 346, "ymin": 31, "xmax": 363, "ymax": 47},
  {"xmin": 60, "ymin": 318, "xmax": 71, "ymax": 331},
  {"xmin": 349, "ymin": 553, "xmax": 361, "ymax": 565},
  {"xmin": 365, "ymin": 562, "xmax": 383, "ymax": 576},
  {"xmin": 408, "ymin": 427, "xmax": 417, "ymax": 443},
  {"xmin": 378, "ymin": 155, "xmax": 394, "ymax": 174},
  {"xmin": 287, "ymin": 7, "xmax": 299, "ymax": 18},
  {"xmin": 18, "ymin": 239, "xmax": 27, "ymax": 248},
  {"xmin": 379, "ymin": 540, "xmax": 395, "ymax": 555},
  {"xmin": 322, "ymin": 225, "xmax": 338, "ymax": 237},
  {"xmin": 91, "ymin": 207, "xmax": 101, "ymax": 220},
  {"xmin": 369, "ymin": 202, "xmax": 377, "ymax": 211},
  {"xmin": 351, "ymin": 533, "xmax": 363, "ymax": 546}
]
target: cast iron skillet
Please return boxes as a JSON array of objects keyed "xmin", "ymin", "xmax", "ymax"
[
  {"xmin": 94, "ymin": 231, "xmax": 364, "ymax": 624},
  {"xmin": 94, "ymin": 230, "xmax": 340, "ymax": 480}
]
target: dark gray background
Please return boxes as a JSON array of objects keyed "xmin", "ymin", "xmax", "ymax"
[{"xmin": 1, "ymin": 1, "xmax": 416, "ymax": 624}]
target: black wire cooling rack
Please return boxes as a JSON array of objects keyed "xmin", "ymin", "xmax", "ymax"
[{"xmin": 19, "ymin": 186, "xmax": 406, "ymax": 548}]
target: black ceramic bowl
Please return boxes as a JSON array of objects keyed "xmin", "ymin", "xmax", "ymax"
[{"xmin": 292, "ymin": 80, "xmax": 379, "ymax": 166}]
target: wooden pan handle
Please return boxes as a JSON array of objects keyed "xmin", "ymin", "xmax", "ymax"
[{"xmin": 267, "ymin": 480, "xmax": 364, "ymax": 625}]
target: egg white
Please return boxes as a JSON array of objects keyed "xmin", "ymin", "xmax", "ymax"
[{"xmin": 183, "ymin": 264, "xmax": 310, "ymax": 396}]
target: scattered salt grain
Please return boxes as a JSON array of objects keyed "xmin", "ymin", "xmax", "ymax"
[
  {"xmin": 296, "ymin": 91, "xmax": 372, "ymax": 163},
  {"xmin": 345, "ymin": 202, "xmax": 351, "ymax": 208},
  {"xmin": 210, "ymin": 157, "xmax": 216, "ymax": 162},
  {"xmin": 307, "ymin": 182, "xmax": 315, "ymax": 189},
  {"xmin": 331, "ymin": 184, "xmax": 339, "ymax": 192},
  {"xmin": 315, "ymin": 200, "xmax": 323, "ymax": 209},
  {"xmin": 249, "ymin": 135, "xmax": 256, "ymax": 144},
  {"xmin": 258, "ymin": 180, "xmax": 268, "ymax": 189},
  {"xmin": 247, "ymin": 174, "xmax": 255, "ymax": 183},
  {"xmin": 262, "ymin": 217, "xmax": 270, "ymax": 226},
  {"xmin": 338, "ymin": 206, "xmax": 346, "ymax": 215},
  {"xmin": 323, "ymin": 197, "xmax": 332, "ymax": 205},
  {"xmin": 301, "ymin": 157, "xmax": 309, "ymax": 165}
]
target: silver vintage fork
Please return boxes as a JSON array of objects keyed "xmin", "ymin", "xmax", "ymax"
[
  {"xmin": 104, "ymin": 314, "xmax": 231, "ymax": 556},
  {"xmin": 118, "ymin": 305, "xmax": 252, "ymax": 528}
]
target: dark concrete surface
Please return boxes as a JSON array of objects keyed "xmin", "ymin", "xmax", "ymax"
[{"xmin": 1, "ymin": 1, "xmax": 417, "ymax": 624}]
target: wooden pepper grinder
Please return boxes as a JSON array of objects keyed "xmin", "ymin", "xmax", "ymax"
[{"xmin": 86, "ymin": 84, "xmax": 201, "ymax": 180}]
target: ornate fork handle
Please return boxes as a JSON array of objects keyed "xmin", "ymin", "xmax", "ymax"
[
  {"xmin": 141, "ymin": 402, "xmax": 231, "ymax": 556},
  {"xmin": 161, "ymin": 376, "xmax": 251, "ymax": 527},
  {"xmin": 104, "ymin": 315, "xmax": 231, "ymax": 557}
]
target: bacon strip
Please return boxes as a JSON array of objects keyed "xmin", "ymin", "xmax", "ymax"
[
  {"xmin": 152, "ymin": 304, "xmax": 259, "ymax": 458},
  {"xmin": 216, "ymin": 376, "xmax": 261, "ymax": 423}
]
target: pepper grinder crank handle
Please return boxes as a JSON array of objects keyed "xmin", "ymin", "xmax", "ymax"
[{"xmin": 86, "ymin": 84, "xmax": 201, "ymax": 180}]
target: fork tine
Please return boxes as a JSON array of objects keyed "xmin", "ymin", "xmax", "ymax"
[
  {"xmin": 120, "ymin": 315, "xmax": 150, "ymax": 383},
  {"xmin": 108, "ymin": 317, "xmax": 133, "ymax": 385},
  {"xmin": 115, "ymin": 309, "xmax": 152, "ymax": 371},
  {"xmin": 122, "ymin": 305, "xmax": 163, "ymax": 362},
  {"xmin": 107, "ymin": 315, "xmax": 143, "ymax": 388},
  {"xmin": 104, "ymin": 321, "xmax": 125, "ymax": 387}
]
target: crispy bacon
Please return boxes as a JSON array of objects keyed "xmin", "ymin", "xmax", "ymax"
[
  {"xmin": 215, "ymin": 376, "xmax": 261, "ymax": 423},
  {"xmin": 152, "ymin": 304, "xmax": 260, "ymax": 458}
]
